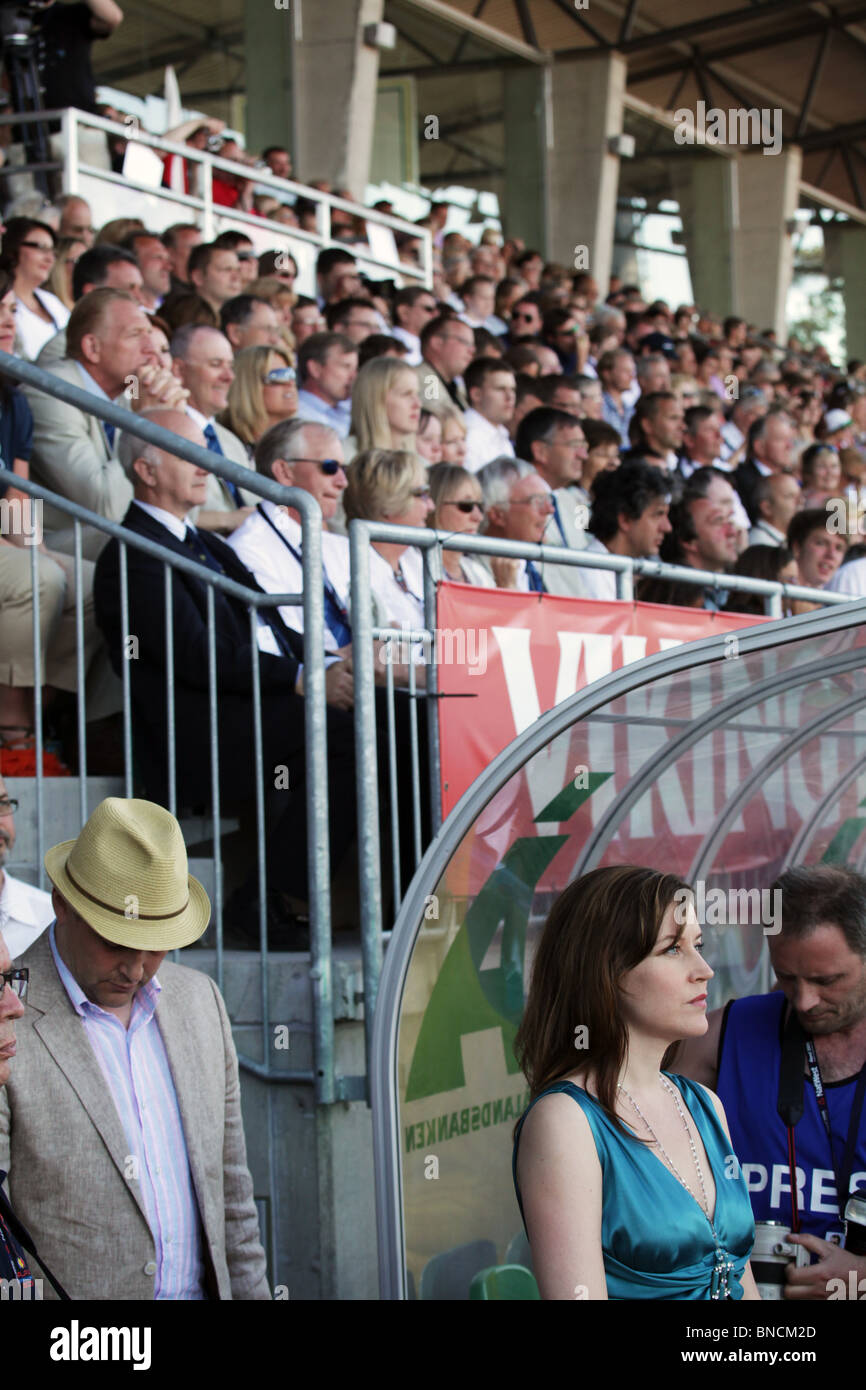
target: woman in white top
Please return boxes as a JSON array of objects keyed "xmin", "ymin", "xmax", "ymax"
[
  {"xmin": 1, "ymin": 218, "xmax": 70, "ymax": 360},
  {"xmin": 427, "ymin": 462, "xmax": 494, "ymax": 587}
]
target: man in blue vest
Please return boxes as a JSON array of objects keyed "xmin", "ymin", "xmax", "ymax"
[{"xmin": 680, "ymin": 864, "xmax": 866, "ymax": 1299}]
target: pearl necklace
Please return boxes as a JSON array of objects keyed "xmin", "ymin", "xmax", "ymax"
[{"xmin": 617, "ymin": 1075, "xmax": 736, "ymax": 1299}]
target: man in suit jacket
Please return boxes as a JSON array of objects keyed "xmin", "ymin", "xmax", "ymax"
[
  {"xmin": 170, "ymin": 322, "xmax": 258, "ymax": 522},
  {"xmin": 734, "ymin": 409, "xmax": 797, "ymax": 523},
  {"xmin": 515, "ymin": 406, "xmax": 592, "ymax": 598},
  {"xmin": 22, "ymin": 288, "xmax": 188, "ymax": 559},
  {"xmin": 92, "ymin": 409, "xmax": 356, "ymax": 913},
  {"xmin": 0, "ymin": 797, "xmax": 270, "ymax": 1300}
]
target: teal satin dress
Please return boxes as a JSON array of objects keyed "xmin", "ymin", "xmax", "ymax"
[{"xmin": 513, "ymin": 1073, "xmax": 755, "ymax": 1299}]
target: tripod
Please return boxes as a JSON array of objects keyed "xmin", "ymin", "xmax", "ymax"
[{"xmin": 0, "ymin": 6, "xmax": 50, "ymax": 197}]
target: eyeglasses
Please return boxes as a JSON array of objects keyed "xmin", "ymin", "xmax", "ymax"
[
  {"xmin": 236, "ymin": 251, "xmax": 256, "ymax": 262},
  {"xmin": 512, "ymin": 495, "xmax": 554, "ymax": 512},
  {"xmin": 289, "ymin": 457, "xmax": 345, "ymax": 475},
  {"xmin": 443, "ymin": 498, "xmax": 484, "ymax": 514},
  {"xmin": 411, "ymin": 486, "xmax": 432, "ymax": 499},
  {"xmin": 263, "ymin": 367, "xmax": 297, "ymax": 384},
  {"xmin": 0, "ymin": 797, "xmax": 18, "ymax": 814},
  {"xmin": 1, "ymin": 968, "xmax": 28, "ymax": 1000},
  {"xmin": 513, "ymin": 312, "xmax": 537, "ymax": 322},
  {"xmin": 19, "ymin": 241, "xmax": 56, "ymax": 254}
]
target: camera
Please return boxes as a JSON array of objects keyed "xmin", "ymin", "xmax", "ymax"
[{"xmin": 751, "ymin": 1221, "xmax": 810, "ymax": 1300}]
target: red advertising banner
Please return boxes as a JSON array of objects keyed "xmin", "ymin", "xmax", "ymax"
[{"xmin": 436, "ymin": 583, "xmax": 767, "ymax": 817}]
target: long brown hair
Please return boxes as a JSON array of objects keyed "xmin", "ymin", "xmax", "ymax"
[{"xmin": 514, "ymin": 865, "xmax": 691, "ymax": 1137}]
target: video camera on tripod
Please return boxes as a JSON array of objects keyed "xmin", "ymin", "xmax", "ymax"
[{"xmin": 0, "ymin": 0, "xmax": 56, "ymax": 190}]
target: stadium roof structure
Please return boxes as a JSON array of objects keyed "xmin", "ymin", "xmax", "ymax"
[{"xmin": 94, "ymin": 0, "xmax": 866, "ymax": 217}]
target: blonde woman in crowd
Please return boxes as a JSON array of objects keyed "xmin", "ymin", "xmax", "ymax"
[
  {"xmin": 416, "ymin": 409, "xmax": 443, "ymax": 466},
  {"xmin": 349, "ymin": 356, "xmax": 421, "ymax": 459},
  {"xmin": 248, "ymin": 276, "xmax": 296, "ymax": 347},
  {"xmin": 219, "ymin": 344, "xmax": 298, "ymax": 458},
  {"xmin": 343, "ymin": 447, "xmax": 432, "ymax": 634},
  {"xmin": 45, "ymin": 236, "xmax": 87, "ymax": 312},
  {"xmin": 427, "ymin": 462, "xmax": 494, "ymax": 587},
  {"xmin": 437, "ymin": 402, "xmax": 468, "ymax": 466}
]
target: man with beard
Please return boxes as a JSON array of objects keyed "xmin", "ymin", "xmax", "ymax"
[
  {"xmin": 679, "ymin": 865, "xmax": 866, "ymax": 1299},
  {"xmin": 0, "ymin": 775, "xmax": 53, "ymax": 961}
]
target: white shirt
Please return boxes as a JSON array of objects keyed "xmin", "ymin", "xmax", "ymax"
[
  {"xmin": 720, "ymin": 419, "xmax": 744, "ymax": 462},
  {"xmin": 228, "ymin": 501, "xmax": 351, "ymax": 652},
  {"xmin": 748, "ymin": 519, "xmax": 785, "ymax": 548},
  {"xmin": 826, "ymin": 558, "xmax": 866, "ymax": 597},
  {"xmin": 391, "ymin": 325, "xmax": 422, "ymax": 366},
  {"xmin": 0, "ymin": 869, "xmax": 54, "ymax": 959},
  {"xmin": 14, "ymin": 289, "xmax": 70, "ymax": 361},
  {"xmin": 577, "ymin": 535, "xmax": 618, "ymax": 601},
  {"xmin": 370, "ymin": 548, "xmax": 427, "ymax": 663},
  {"xmin": 462, "ymin": 408, "xmax": 515, "ymax": 474}
]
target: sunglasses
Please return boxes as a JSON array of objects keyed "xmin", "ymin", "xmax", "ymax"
[
  {"xmin": 288, "ymin": 457, "xmax": 345, "ymax": 474},
  {"xmin": 444, "ymin": 498, "xmax": 484, "ymax": 514},
  {"xmin": 236, "ymin": 250, "xmax": 256, "ymax": 262},
  {"xmin": 20, "ymin": 241, "xmax": 56, "ymax": 254},
  {"xmin": 264, "ymin": 367, "xmax": 296, "ymax": 384},
  {"xmin": 513, "ymin": 312, "xmax": 536, "ymax": 322},
  {"xmin": 1, "ymin": 968, "xmax": 28, "ymax": 1000}
]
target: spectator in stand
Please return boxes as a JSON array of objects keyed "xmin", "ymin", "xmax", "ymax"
[
  {"xmin": 734, "ymin": 410, "xmax": 797, "ymax": 521},
  {"xmin": 800, "ymin": 443, "xmax": 843, "ymax": 509},
  {"xmin": 262, "ymin": 146, "xmax": 292, "ymax": 181},
  {"xmin": 257, "ymin": 250, "xmax": 299, "ymax": 289},
  {"xmin": 0, "ymin": 219, "xmax": 69, "ymax": 361},
  {"xmin": 515, "ymin": 406, "xmax": 590, "ymax": 597},
  {"xmin": 210, "ymin": 138, "xmax": 256, "ymax": 212},
  {"xmin": 576, "ymin": 375, "xmax": 604, "ymax": 420},
  {"xmin": 724, "ymin": 545, "xmax": 798, "ymax": 618},
  {"xmin": 788, "ymin": 507, "xmax": 848, "ymax": 612},
  {"xmin": 581, "ymin": 462, "xmax": 673, "ymax": 600},
  {"xmin": 622, "ymin": 391, "xmax": 684, "ymax": 472},
  {"xmin": 53, "ymin": 195, "xmax": 95, "ymax": 248},
  {"xmin": 316, "ymin": 248, "xmax": 360, "ymax": 308},
  {"xmin": 391, "ymin": 286, "xmax": 439, "ymax": 366},
  {"xmin": 504, "ymin": 343, "xmax": 545, "ymax": 377},
  {"xmin": 489, "ymin": 279, "xmax": 527, "ymax": 337},
  {"xmin": 44, "ymin": 236, "xmax": 86, "ymax": 312},
  {"xmin": 416, "ymin": 410, "xmax": 443, "ymax": 467},
  {"xmin": 598, "ymin": 348, "xmax": 636, "ymax": 445},
  {"xmin": 0, "ymin": 771, "xmax": 53, "ymax": 955},
  {"xmin": 296, "ymin": 332, "xmax": 358, "ymax": 439},
  {"xmin": 212, "ymin": 231, "xmax": 259, "ymax": 288},
  {"xmin": 158, "ymin": 290, "xmax": 217, "ymax": 336},
  {"xmin": 474, "ymin": 326, "xmax": 505, "ymax": 359},
  {"xmin": 426, "ymin": 463, "xmax": 493, "ymax": 586},
  {"xmin": 438, "ymin": 403, "xmax": 468, "ymax": 466},
  {"xmin": 22, "ymin": 288, "xmax": 187, "ymax": 558},
  {"xmin": 358, "ymin": 335, "xmax": 408, "ymax": 369},
  {"xmin": 462, "ymin": 358, "xmax": 516, "ymax": 473},
  {"xmin": 95, "ymin": 217, "xmax": 144, "ymax": 247},
  {"xmin": 720, "ymin": 385, "xmax": 767, "ymax": 464},
  {"xmin": 219, "ymin": 345, "xmax": 297, "ymax": 460},
  {"xmin": 532, "ymin": 345, "xmax": 563, "ymax": 376},
  {"xmin": 581, "ymin": 419, "xmax": 623, "ymax": 500},
  {"xmin": 635, "ymin": 351, "xmax": 671, "ymax": 397},
  {"xmin": 477, "ymin": 457, "xmax": 554, "ymax": 592},
  {"xmin": 514, "ymin": 250, "xmax": 543, "ymax": 290},
  {"xmin": 542, "ymin": 307, "xmax": 586, "ymax": 375},
  {"xmin": 185, "ymin": 242, "xmax": 244, "ymax": 320},
  {"xmin": 637, "ymin": 469, "xmax": 741, "ymax": 610},
  {"xmin": 160, "ymin": 117, "xmax": 223, "ymax": 197},
  {"xmin": 511, "ymin": 374, "xmax": 547, "ymax": 434},
  {"xmin": 748, "ymin": 473, "xmax": 803, "ymax": 548},
  {"xmin": 220, "ymin": 295, "xmax": 283, "ymax": 354},
  {"xmin": 247, "ymin": 278, "xmax": 296, "ymax": 340},
  {"xmin": 37, "ymin": 245, "xmax": 144, "ymax": 366},
  {"xmin": 343, "ymin": 448, "xmax": 433, "ymax": 629},
  {"xmin": 724, "ymin": 316, "xmax": 748, "ymax": 352},
  {"xmin": 162, "ymin": 223, "xmax": 203, "ymax": 291},
  {"xmin": 349, "ymin": 357, "xmax": 420, "ymax": 456},
  {"xmin": 418, "ymin": 314, "xmax": 473, "ymax": 413},
  {"xmin": 291, "ymin": 297, "xmax": 325, "ymax": 347},
  {"xmin": 678, "ymin": 404, "xmax": 725, "ymax": 480},
  {"xmin": 509, "ymin": 293, "xmax": 544, "ymax": 343},
  {"xmin": 818, "ymin": 408, "xmax": 855, "ymax": 453},
  {"xmin": 31, "ymin": 0, "xmax": 122, "ymax": 118},
  {"xmin": 326, "ymin": 298, "xmax": 382, "ymax": 347},
  {"xmin": 459, "ymin": 276, "xmax": 496, "ymax": 331},
  {"xmin": 544, "ymin": 374, "xmax": 584, "ymax": 417},
  {"xmin": 120, "ymin": 230, "xmax": 172, "ymax": 313}
]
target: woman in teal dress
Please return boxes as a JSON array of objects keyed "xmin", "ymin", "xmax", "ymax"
[{"xmin": 512, "ymin": 865, "xmax": 759, "ymax": 1300}]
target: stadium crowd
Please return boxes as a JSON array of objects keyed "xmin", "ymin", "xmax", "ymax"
[{"xmin": 2, "ymin": 178, "xmax": 866, "ymax": 935}]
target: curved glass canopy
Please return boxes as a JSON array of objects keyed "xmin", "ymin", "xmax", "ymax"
[{"xmin": 371, "ymin": 600, "xmax": 866, "ymax": 1299}]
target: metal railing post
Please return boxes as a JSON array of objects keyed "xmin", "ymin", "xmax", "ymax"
[
  {"xmin": 73, "ymin": 521, "xmax": 87, "ymax": 827},
  {"xmin": 29, "ymin": 543, "xmax": 43, "ymax": 888},
  {"xmin": 422, "ymin": 547, "xmax": 442, "ymax": 837}
]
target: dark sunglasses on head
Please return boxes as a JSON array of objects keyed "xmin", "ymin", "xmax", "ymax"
[
  {"xmin": 445, "ymin": 498, "xmax": 484, "ymax": 514},
  {"xmin": 264, "ymin": 367, "xmax": 296, "ymax": 384},
  {"xmin": 289, "ymin": 456, "xmax": 345, "ymax": 475}
]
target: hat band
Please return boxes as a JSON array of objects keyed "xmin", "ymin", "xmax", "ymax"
[{"xmin": 65, "ymin": 861, "xmax": 190, "ymax": 921}]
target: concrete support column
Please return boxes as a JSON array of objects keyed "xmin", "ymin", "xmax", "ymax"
[
  {"xmin": 824, "ymin": 222, "xmax": 866, "ymax": 361},
  {"xmin": 246, "ymin": 0, "xmax": 385, "ymax": 198},
  {"xmin": 670, "ymin": 156, "xmax": 737, "ymax": 316},
  {"xmin": 503, "ymin": 69, "xmax": 547, "ymax": 253},
  {"xmin": 733, "ymin": 145, "xmax": 802, "ymax": 338},
  {"xmin": 545, "ymin": 53, "xmax": 627, "ymax": 291}
]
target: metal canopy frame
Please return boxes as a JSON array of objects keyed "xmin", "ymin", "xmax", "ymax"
[{"xmin": 371, "ymin": 596, "xmax": 866, "ymax": 1298}]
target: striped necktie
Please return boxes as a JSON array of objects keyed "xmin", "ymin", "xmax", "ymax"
[
  {"xmin": 525, "ymin": 560, "xmax": 545, "ymax": 593},
  {"xmin": 203, "ymin": 422, "xmax": 242, "ymax": 506}
]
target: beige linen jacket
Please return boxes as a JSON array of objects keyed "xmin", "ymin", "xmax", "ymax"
[{"xmin": 0, "ymin": 931, "xmax": 270, "ymax": 1300}]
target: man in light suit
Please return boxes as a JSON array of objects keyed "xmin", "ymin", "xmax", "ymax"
[
  {"xmin": 170, "ymin": 322, "xmax": 258, "ymax": 529},
  {"xmin": 0, "ymin": 796, "xmax": 271, "ymax": 1300},
  {"xmin": 22, "ymin": 288, "xmax": 187, "ymax": 558},
  {"xmin": 515, "ymin": 406, "xmax": 592, "ymax": 598}
]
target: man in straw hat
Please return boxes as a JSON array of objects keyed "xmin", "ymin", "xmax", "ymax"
[{"xmin": 0, "ymin": 796, "xmax": 270, "ymax": 1299}]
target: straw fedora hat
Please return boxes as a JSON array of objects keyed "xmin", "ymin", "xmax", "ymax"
[{"xmin": 44, "ymin": 797, "xmax": 211, "ymax": 951}]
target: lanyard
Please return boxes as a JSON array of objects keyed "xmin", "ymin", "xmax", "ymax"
[
  {"xmin": 256, "ymin": 503, "xmax": 352, "ymax": 635},
  {"xmin": 803, "ymin": 1036, "xmax": 866, "ymax": 1220}
]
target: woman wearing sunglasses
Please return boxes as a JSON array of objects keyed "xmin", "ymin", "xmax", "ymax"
[
  {"xmin": 0, "ymin": 218, "xmax": 69, "ymax": 361},
  {"xmin": 427, "ymin": 463, "xmax": 494, "ymax": 586},
  {"xmin": 220, "ymin": 344, "xmax": 298, "ymax": 458}
]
